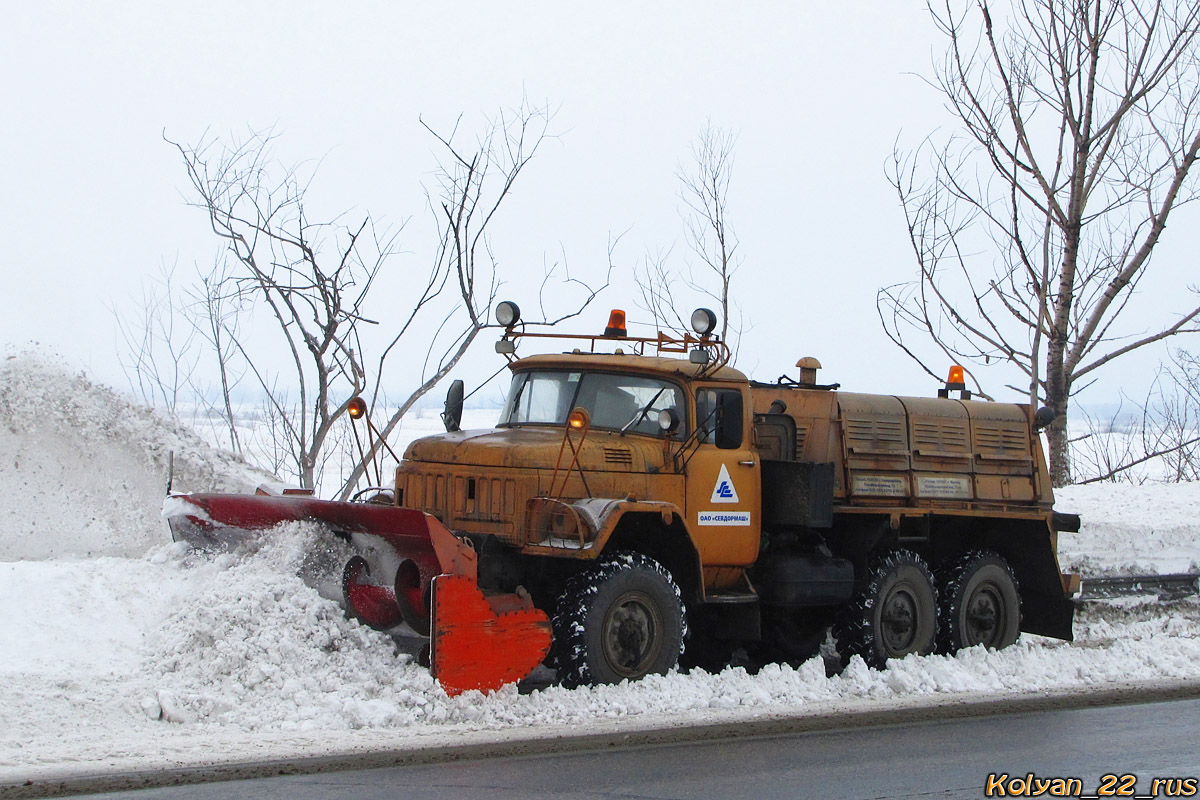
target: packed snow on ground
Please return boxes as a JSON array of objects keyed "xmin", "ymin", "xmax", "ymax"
[{"xmin": 1, "ymin": 355, "xmax": 1198, "ymax": 781}]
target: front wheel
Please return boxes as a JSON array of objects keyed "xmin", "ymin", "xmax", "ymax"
[
  {"xmin": 834, "ymin": 549, "xmax": 937, "ymax": 668},
  {"xmin": 553, "ymin": 552, "xmax": 686, "ymax": 687}
]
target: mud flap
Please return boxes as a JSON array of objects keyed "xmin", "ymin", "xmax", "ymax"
[
  {"xmin": 430, "ymin": 574, "xmax": 553, "ymax": 696},
  {"xmin": 1020, "ymin": 590, "xmax": 1075, "ymax": 641}
]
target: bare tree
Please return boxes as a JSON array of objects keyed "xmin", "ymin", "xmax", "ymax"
[
  {"xmin": 148, "ymin": 102, "xmax": 608, "ymax": 495},
  {"xmin": 637, "ymin": 123, "xmax": 743, "ymax": 353},
  {"xmin": 1071, "ymin": 400, "xmax": 1142, "ymax": 484},
  {"xmin": 680, "ymin": 124, "xmax": 742, "ymax": 346},
  {"xmin": 113, "ymin": 260, "xmax": 201, "ymax": 416},
  {"xmin": 878, "ymin": 0, "xmax": 1200, "ymax": 485},
  {"xmin": 187, "ymin": 257, "xmax": 245, "ymax": 454},
  {"xmin": 634, "ymin": 245, "xmax": 687, "ymax": 335},
  {"xmin": 1073, "ymin": 361, "xmax": 1200, "ymax": 483},
  {"xmin": 338, "ymin": 101, "xmax": 612, "ymax": 498},
  {"xmin": 170, "ymin": 127, "xmax": 399, "ymax": 490},
  {"xmin": 113, "ymin": 258, "xmax": 251, "ymax": 455},
  {"xmin": 1151, "ymin": 348, "xmax": 1200, "ymax": 480}
]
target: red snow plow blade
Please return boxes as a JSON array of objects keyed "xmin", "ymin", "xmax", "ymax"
[{"xmin": 164, "ymin": 492, "xmax": 552, "ymax": 696}]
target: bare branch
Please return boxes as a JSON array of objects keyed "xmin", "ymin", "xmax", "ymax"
[{"xmin": 881, "ymin": 0, "xmax": 1200, "ymax": 485}]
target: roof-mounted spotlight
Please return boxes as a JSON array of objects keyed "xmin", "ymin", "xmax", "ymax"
[
  {"xmin": 495, "ymin": 301, "xmax": 521, "ymax": 329},
  {"xmin": 691, "ymin": 307, "xmax": 717, "ymax": 337}
]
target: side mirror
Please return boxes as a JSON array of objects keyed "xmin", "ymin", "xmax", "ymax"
[
  {"xmin": 442, "ymin": 379, "xmax": 464, "ymax": 433},
  {"xmin": 715, "ymin": 391, "xmax": 744, "ymax": 450}
]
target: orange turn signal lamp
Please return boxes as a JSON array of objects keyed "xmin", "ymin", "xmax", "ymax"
[
  {"xmin": 567, "ymin": 407, "xmax": 591, "ymax": 430},
  {"xmin": 347, "ymin": 396, "xmax": 368, "ymax": 419},
  {"xmin": 603, "ymin": 309, "xmax": 627, "ymax": 338}
]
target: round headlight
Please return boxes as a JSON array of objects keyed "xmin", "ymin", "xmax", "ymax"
[
  {"xmin": 657, "ymin": 408, "xmax": 680, "ymax": 432},
  {"xmin": 495, "ymin": 301, "xmax": 521, "ymax": 328},
  {"xmin": 691, "ymin": 307, "xmax": 717, "ymax": 336}
]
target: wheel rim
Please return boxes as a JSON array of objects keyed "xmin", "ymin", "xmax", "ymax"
[
  {"xmin": 964, "ymin": 582, "xmax": 1005, "ymax": 647},
  {"xmin": 880, "ymin": 585, "xmax": 920, "ymax": 654},
  {"xmin": 602, "ymin": 591, "xmax": 662, "ymax": 678}
]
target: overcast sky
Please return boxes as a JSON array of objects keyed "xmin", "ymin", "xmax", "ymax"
[{"xmin": 2, "ymin": 2, "xmax": 1190, "ymax": 408}]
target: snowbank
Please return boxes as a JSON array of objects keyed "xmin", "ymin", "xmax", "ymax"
[
  {"xmin": 1056, "ymin": 482, "xmax": 1200, "ymax": 576},
  {"xmin": 0, "ymin": 355, "xmax": 272, "ymax": 560}
]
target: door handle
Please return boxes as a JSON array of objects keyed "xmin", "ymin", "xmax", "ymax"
[{"xmin": 737, "ymin": 460, "xmax": 756, "ymax": 467}]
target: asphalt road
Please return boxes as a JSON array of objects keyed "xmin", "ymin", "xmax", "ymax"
[{"xmin": 63, "ymin": 696, "xmax": 1200, "ymax": 800}]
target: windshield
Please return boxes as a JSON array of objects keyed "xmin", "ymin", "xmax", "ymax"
[{"xmin": 500, "ymin": 370, "xmax": 687, "ymax": 436}]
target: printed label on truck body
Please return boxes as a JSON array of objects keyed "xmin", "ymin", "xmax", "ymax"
[
  {"xmin": 850, "ymin": 474, "xmax": 909, "ymax": 497},
  {"xmin": 698, "ymin": 511, "xmax": 752, "ymax": 526},
  {"xmin": 915, "ymin": 474, "xmax": 972, "ymax": 499}
]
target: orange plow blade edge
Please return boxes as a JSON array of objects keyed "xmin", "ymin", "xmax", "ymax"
[{"xmin": 431, "ymin": 574, "xmax": 553, "ymax": 696}]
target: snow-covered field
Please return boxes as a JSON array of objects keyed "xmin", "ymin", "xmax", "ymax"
[{"xmin": 1, "ymin": 355, "xmax": 1199, "ymax": 783}]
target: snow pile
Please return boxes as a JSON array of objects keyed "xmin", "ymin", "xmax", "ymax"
[
  {"xmin": 142, "ymin": 525, "xmax": 443, "ymax": 730},
  {"xmin": 0, "ymin": 355, "xmax": 273, "ymax": 560},
  {"xmin": 1056, "ymin": 482, "xmax": 1200, "ymax": 576}
]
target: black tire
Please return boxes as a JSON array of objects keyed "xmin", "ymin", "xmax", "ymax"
[
  {"xmin": 553, "ymin": 552, "xmax": 686, "ymax": 687},
  {"xmin": 936, "ymin": 550, "xmax": 1021, "ymax": 654},
  {"xmin": 834, "ymin": 549, "xmax": 937, "ymax": 669}
]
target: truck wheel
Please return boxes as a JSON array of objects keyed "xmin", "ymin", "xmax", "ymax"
[
  {"xmin": 834, "ymin": 549, "xmax": 937, "ymax": 668},
  {"xmin": 553, "ymin": 552, "xmax": 686, "ymax": 687},
  {"xmin": 936, "ymin": 550, "xmax": 1021, "ymax": 653}
]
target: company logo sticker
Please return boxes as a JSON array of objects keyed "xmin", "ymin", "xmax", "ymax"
[
  {"xmin": 698, "ymin": 511, "xmax": 751, "ymax": 526},
  {"xmin": 710, "ymin": 464, "xmax": 740, "ymax": 503}
]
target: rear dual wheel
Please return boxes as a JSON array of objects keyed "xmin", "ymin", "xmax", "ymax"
[
  {"xmin": 834, "ymin": 548, "xmax": 1022, "ymax": 667},
  {"xmin": 936, "ymin": 550, "xmax": 1021, "ymax": 654},
  {"xmin": 834, "ymin": 549, "xmax": 938, "ymax": 669}
]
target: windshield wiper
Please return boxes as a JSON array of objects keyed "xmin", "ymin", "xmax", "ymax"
[{"xmin": 621, "ymin": 388, "xmax": 667, "ymax": 433}]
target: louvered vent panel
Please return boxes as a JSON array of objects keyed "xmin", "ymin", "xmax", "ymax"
[
  {"xmin": 913, "ymin": 419, "xmax": 969, "ymax": 451},
  {"xmin": 845, "ymin": 416, "xmax": 906, "ymax": 450},
  {"xmin": 489, "ymin": 478, "xmax": 502, "ymax": 518},
  {"xmin": 603, "ymin": 447, "xmax": 634, "ymax": 465},
  {"xmin": 795, "ymin": 425, "xmax": 809, "ymax": 456},
  {"xmin": 975, "ymin": 425, "xmax": 1029, "ymax": 454},
  {"xmin": 503, "ymin": 479, "xmax": 516, "ymax": 518}
]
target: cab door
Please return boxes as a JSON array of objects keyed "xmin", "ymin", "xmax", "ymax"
[{"xmin": 686, "ymin": 386, "xmax": 761, "ymax": 570}]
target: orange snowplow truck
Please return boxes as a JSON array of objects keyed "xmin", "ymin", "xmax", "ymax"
[{"xmin": 166, "ymin": 303, "xmax": 1080, "ymax": 696}]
